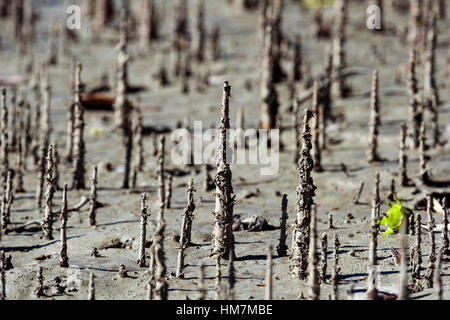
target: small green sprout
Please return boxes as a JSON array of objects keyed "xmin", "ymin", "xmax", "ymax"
[{"xmin": 378, "ymin": 194, "xmax": 413, "ymax": 235}]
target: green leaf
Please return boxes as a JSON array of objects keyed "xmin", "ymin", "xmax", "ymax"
[
  {"xmin": 380, "ymin": 228, "xmax": 394, "ymax": 235},
  {"xmin": 378, "ymin": 194, "xmax": 414, "ymax": 235},
  {"xmin": 393, "ymin": 194, "xmax": 402, "ymax": 207}
]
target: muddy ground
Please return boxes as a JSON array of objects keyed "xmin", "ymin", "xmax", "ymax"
[{"xmin": 0, "ymin": 0, "xmax": 449, "ymax": 300}]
